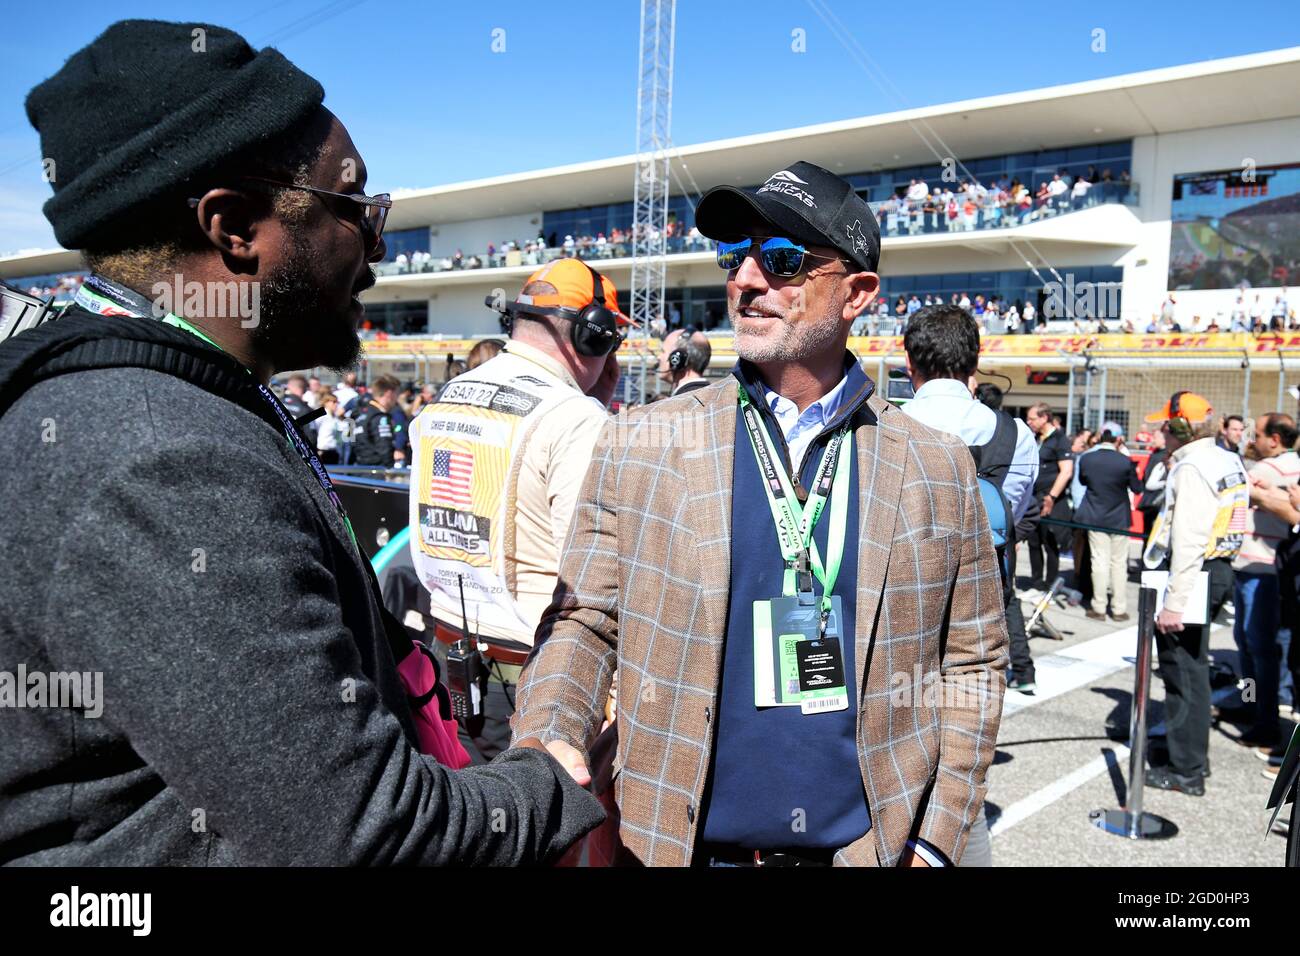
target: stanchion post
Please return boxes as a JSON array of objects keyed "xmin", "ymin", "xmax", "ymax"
[
  {"xmin": 1089, "ymin": 584, "xmax": 1177, "ymax": 839},
  {"xmin": 1125, "ymin": 586, "xmax": 1157, "ymax": 836}
]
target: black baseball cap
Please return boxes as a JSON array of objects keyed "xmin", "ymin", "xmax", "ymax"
[{"xmin": 695, "ymin": 160, "xmax": 880, "ymax": 273}]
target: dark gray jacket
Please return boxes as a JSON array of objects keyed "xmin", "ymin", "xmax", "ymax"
[{"xmin": 0, "ymin": 311, "xmax": 602, "ymax": 865}]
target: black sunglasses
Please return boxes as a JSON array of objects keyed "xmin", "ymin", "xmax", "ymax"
[{"xmin": 188, "ymin": 177, "xmax": 392, "ymax": 253}]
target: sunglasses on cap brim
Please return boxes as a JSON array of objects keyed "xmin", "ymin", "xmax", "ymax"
[{"xmin": 716, "ymin": 236, "xmax": 850, "ymax": 278}]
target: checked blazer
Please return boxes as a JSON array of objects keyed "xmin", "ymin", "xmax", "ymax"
[{"xmin": 512, "ymin": 369, "xmax": 1008, "ymax": 866}]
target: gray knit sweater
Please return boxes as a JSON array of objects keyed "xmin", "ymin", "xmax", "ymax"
[{"xmin": 0, "ymin": 361, "xmax": 602, "ymax": 865}]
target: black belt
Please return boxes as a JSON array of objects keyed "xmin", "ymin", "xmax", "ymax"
[{"xmin": 699, "ymin": 844, "xmax": 835, "ymax": 867}]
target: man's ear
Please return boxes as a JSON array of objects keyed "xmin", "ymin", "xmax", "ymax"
[
  {"xmin": 843, "ymin": 271, "xmax": 880, "ymax": 322},
  {"xmin": 191, "ymin": 188, "xmax": 264, "ymax": 265}
]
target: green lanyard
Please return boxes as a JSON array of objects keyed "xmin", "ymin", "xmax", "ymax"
[{"xmin": 737, "ymin": 388, "xmax": 852, "ymax": 614}]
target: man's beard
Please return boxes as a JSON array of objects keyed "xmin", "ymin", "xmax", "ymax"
[
  {"xmin": 730, "ymin": 290, "xmax": 845, "ymax": 365},
  {"xmin": 253, "ymin": 231, "xmax": 367, "ymax": 374}
]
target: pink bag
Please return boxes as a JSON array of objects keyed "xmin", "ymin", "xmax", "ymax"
[{"xmin": 393, "ymin": 640, "xmax": 472, "ymax": 770}]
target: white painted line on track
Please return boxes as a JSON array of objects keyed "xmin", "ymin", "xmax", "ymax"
[
  {"xmin": 989, "ymin": 745, "xmax": 1130, "ymax": 838},
  {"xmin": 1002, "ymin": 625, "xmax": 1140, "ymax": 717}
]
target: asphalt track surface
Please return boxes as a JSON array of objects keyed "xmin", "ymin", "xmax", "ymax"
[{"xmin": 984, "ymin": 547, "xmax": 1295, "ymax": 867}]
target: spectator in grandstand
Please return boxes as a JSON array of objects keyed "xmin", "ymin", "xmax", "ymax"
[
  {"xmin": 305, "ymin": 375, "xmax": 322, "ymax": 409},
  {"xmin": 1143, "ymin": 392, "xmax": 1248, "ymax": 796},
  {"xmin": 1231, "ymin": 412, "xmax": 1300, "ymax": 748},
  {"xmin": 1076, "ymin": 424, "xmax": 1143, "ymax": 622},
  {"xmin": 1070, "ymin": 176, "xmax": 1092, "ymax": 209},
  {"xmin": 1217, "ymin": 414, "xmax": 1245, "ymax": 456},
  {"xmin": 1, "ymin": 17, "xmax": 601, "ymax": 866},
  {"xmin": 893, "ymin": 294, "xmax": 907, "ymax": 333}
]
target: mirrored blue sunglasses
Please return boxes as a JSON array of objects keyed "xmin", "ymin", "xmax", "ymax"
[{"xmin": 715, "ymin": 236, "xmax": 848, "ymax": 277}]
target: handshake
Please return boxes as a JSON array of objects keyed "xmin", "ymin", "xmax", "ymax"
[{"xmin": 1248, "ymin": 474, "xmax": 1300, "ymax": 524}]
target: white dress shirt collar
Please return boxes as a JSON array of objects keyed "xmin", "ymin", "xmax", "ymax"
[{"xmin": 762, "ymin": 363, "xmax": 864, "ymax": 472}]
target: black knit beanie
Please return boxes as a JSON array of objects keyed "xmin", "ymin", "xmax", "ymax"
[{"xmin": 25, "ymin": 19, "xmax": 325, "ymax": 250}]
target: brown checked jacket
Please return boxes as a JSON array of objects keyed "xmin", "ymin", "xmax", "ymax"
[{"xmin": 512, "ymin": 370, "xmax": 1008, "ymax": 866}]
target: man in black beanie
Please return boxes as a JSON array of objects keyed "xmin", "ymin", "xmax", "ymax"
[{"xmin": 0, "ymin": 20, "xmax": 602, "ymax": 866}]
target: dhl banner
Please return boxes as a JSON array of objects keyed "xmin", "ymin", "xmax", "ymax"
[{"xmin": 363, "ymin": 332, "xmax": 1300, "ymax": 360}]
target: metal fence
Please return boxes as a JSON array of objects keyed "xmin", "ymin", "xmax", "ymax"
[{"xmin": 1059, "ymin": 348, "xmax": 1292, "ymax": 441}]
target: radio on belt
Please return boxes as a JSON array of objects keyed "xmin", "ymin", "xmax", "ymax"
[{"xmin": 447, "ymin": 576, "xmax": 488, "ymax": 733}]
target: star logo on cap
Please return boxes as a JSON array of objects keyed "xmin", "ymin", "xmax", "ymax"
[{"xmin": 845, "ymin": 219, "xmax": 873, "ymax": 259}]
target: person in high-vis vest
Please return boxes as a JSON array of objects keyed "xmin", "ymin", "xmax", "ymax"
[
  {"xmin": 1142, "ymin": 391, "xmax": 1249, "ymax": 796},
  {"xmin": 408, "ymin": 258, "xmax": 627, "ymax": 761}
]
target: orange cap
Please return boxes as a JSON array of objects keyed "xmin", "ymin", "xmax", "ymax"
[
  {"xmin": 515, "ymin": 258, "xmax": 632, "ymax": 325},
  {"xmin": 1145, "ymin": 391, "xmax": 1213, "ymax": 424}
]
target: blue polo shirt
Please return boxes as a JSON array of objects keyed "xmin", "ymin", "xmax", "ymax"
[{"xmin": 698, "ymin": 357, "xmax": 873, "ymax": 850}]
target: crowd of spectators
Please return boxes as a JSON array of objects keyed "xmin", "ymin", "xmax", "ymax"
[
  {"xmin": 19, "ymin": 273, "xmax": 84, "ymax": 301},
  {"xmin": 383, "ymin": 222, "xmax": 713, "ymax": 276},
  {"xmin": 874, "ymin": 167, "xmax": 1131, "ymax": 237},
  {"xmin": 379, "ymin": 168, "xmax": 1130, "ymax": 278},
  {"xmin": 1145, "ymin": 291, "xmax": 1300, "ymax": 334},
  {"xmin": 853, "ymin": 292, "xmax": 1047, "ymax": 336}
]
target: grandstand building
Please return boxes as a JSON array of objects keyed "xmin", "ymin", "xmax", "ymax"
[{"xmin": 4, "ymin": 47, "xmax": 1300, "ymax": 429}]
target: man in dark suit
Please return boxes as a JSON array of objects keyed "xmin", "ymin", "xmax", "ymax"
[{"xmin": 1076, "ymin": 426, "xmax": 1143, "ymax": 621}]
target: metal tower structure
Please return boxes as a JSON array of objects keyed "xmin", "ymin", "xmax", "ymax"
[{"xmin": 629, "ymin": 0, "xmax": 676, "ymax": 402}]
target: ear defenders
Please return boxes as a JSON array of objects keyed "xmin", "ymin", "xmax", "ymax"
[
  {"xmin": 668, "ymin": 325, "xmax": 702, "ymax": 374},
  {"xmin": 485, "ymin": 262, "xmax": 623, "ymax": 357},
  {"xmin": 1166, "ymin": 390, "xmax": 1194, "ymax": 442}
]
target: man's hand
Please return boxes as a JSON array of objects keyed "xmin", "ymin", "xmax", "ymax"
[
  {"xmin": 1156, "ymin": 608, "xmax": 1184, "ymax": 634},
  {"xmin": 1289, "ymin": 484, "xmax": 1300, "ymax": 508},
  {"xmin": 1041, "ymin": 494, "xmax": 1055, "ymax": 516},
  {"xmin": 515, "ymin": 736, "xmax": 591, "ymax": 787},
  {"xmin": 899, "ymin": 847, "xmax": 932, "ymax": 867}
]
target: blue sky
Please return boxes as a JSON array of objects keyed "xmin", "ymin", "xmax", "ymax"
[{"xmin": 2, "ymin": 0, "xmax": 1299, "ymax": 253}]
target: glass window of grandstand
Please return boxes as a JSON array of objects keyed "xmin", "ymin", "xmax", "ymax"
[
  {"xmin": 613, "ymin": 286, "xmax": 731, "ymax": 335},
  {"xmin": 849, "ymin": 141, "xmax": 1134, "ymax": 239},
  {"xmin": 540, "ymin": 195, "xmax": 710, "ymax": 260},
  {"xmin": 361, "ymin": 300, "xmax": 428, "ymax": 335},
  {"xmin": 860, "ymin": 266, "xmax": 1123, "ymax": 334},
  {"xmin": 382, "ymin": 228, "xmax": 432, "ymax": 266}
]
